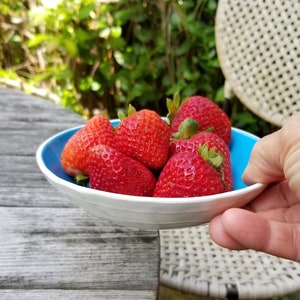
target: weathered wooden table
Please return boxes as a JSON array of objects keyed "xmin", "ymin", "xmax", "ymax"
[{"xmin": 0, "ymin": 87, "xmax": 160, "ymax": 299}]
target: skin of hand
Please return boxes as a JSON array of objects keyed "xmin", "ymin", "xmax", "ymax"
[{"xmin": 209, "ymin": 112, "xmax": 300, "ymax": 261}]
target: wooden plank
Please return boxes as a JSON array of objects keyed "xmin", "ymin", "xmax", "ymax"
[
  {"xmin": 0, "ymin": 207, "xmax": 158, "ymax": 235},
  {"xmin": 0, "ymin": 289, "xmax": 157, "ymax": 300},
  {"xmin": 0, "ymin": 154, "xmax": 73, "ymax": 207},
  {"xmin": 0, "ymin": 123, "xmax": 83, "ymax": 156},
  {"xmin": 0, "ymin": 207, "xmax": 159, "ymax": 289},
  {"xmin": 0, "ymin": 87, "xmax": 84, "ymax": 124},
  {"xmin": 0, "ymin": 87, "xmax": 160, "ymax": 299}
]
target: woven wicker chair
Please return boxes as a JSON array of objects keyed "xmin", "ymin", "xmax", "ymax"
[
  {"xmin": 160, "ymin": 0, "xmax": 300, "ymax": 298},
  {"xmin": 216, "ymin": 0, "xmax": 300, "ymax": 125}
]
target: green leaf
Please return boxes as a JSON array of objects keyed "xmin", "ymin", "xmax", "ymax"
[
  {"xmin": 99, "ymin": 28, "xmax": 111, "ymax": 39},
  {"xmin": 91, "ymin": 81, "xmax": 101, "ymax": 92},
  {"xmin": 214, "ymin": 86, "xmax": 224, "ymax": 104},
  {"xmin": 75, "ymin": 28, "xmax": 92, "ymax": 44},
  {"xmin": 27, "ymin": 34, "xmax": 49, "ymax": 48},
  {"xmin": 166, "ymin": 82, "xmax": 185, "ymax": 95},
  {"xmin": 172, "ymin": 118, "xmax": 199, "ymax": 139},
  {"xmin": 100, "ymin": 61, "xmax": 113, "ymax": 80},
  {"xmin": 63, "ymin": 39, "xmax": 78, "ymax": 57},
  {"xmin": 166, "ymin": 91, "xmax": 182, "ymax": 123},
  {"xmin": 127, "ymin": 81, "xmax": 148, "ymax": 101},
  {"xmin": 198, "ymin": 143, "xmax": 223, "ymax": 170},
  {"xmin": 75, "ymin": 174, "xmax": 89, "ymax": 187},
  {"xmin": 0, "ymin": 68, "xmax": 19, "ymax": 79},
  {"xmin": 114, "ymin": 7, "xmax": 140, "ymax": 24},
  {"xmin": 46, "ymin": 36, "xmax": 61, "ymax": 52},
  {"xmin": 114, "ymin": 50, "xmax": 125, "ymax": 66},
  {"xmin": 175, "ymin": 40, "xmax": 192, "ymax": 56},
  {"xmin": 183, "ymin": 69, "xmax": 200, "ymax": 81},
  {"xmin": 78, "ymin": 4, "xmax": 95, "ymax": 20},
  {"xmin": 111, "ymin": 27, "xmax": 122, "ymax": 38},
  {"xmin": 110, "ymin": 37, "xmax": 126, "ymax": 50},
  {"xmin": 134, "ymin": 27, "xmax": 152, "ymax": 42}
]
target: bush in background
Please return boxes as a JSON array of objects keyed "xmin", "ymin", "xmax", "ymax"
[{"xmin": 0, "ymin": 0, "xmax": 276, "ymax": 135}]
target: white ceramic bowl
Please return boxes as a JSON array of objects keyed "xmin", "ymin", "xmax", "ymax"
[{"xmin": 36, "ymin": 120, "xmax": 266, "ymax": 229}]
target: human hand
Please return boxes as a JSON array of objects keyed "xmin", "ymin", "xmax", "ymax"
[{"xmin": 209, "ymin": 112, "xmax": 300, "ymax": 261}]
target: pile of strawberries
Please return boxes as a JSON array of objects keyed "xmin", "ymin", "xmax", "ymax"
[{"xmin": 61, "ymin": 95, "xmax": 233, "ymax": 198}]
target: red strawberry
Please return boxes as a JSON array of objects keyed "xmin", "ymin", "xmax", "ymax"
[
  {"xmin": 61, "ymin": 115, "xmax": 114, "ymax": 176},
  {"xmin": 89, "ymin": 144, "xmax": 156, "ymax": 196},
  {"xmin": 169, "ymin": 128, "xmax": 233, "ymax": 192},
  {"xmin": 114, "ymin": 108, "xmax": 170, "ymax": 169},
  {"xmin": 153, "ymin": 151, "xmax": 224, "ymax": 198},
  {"xmin": 168, "ymin": 95, "xmax": 231, "ymax": 145}
]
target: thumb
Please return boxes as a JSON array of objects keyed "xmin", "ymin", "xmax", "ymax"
[
  {"xmin": 242, "ymin": 113, "xmax": 300, "ymax": 195},
  {"xmin": 242, "ymin": 130, "xmax": 285, "ymax": 184},
  {"xmin": 209, "ymin": 208, "xmax": 300, "ymax": 261}
]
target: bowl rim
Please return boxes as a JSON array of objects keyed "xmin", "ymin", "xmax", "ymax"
[{"xmin": 36, "ymin": 125, "xmax": 266, "ymax": 205}]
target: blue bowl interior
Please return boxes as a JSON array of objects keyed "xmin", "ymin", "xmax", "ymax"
[
  {"xmin": 41, "ymin": 122, "xmax": 258, "ymax": 191},
  {"xmin": 230, "ymin": 129, "xmax": 257, "ymax": 189}
]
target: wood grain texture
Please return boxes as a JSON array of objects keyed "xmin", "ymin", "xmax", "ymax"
[
  {"xmin": 0, "ymin": 87, "xmax": 159, "ymax": 299},
  {"xmin": 0, "ymin": 290, "xmax": 156, "ymax": 300}
]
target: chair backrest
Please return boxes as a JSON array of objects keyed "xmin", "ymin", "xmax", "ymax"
[{"xmin": 215, "ymin": 0, "xmax": 300, "ymax": 127}]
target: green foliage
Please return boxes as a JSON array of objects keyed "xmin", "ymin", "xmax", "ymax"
[
  {"xmin": 0, "ymin": 0, "xmax": 275, "ymax": 135},
  {"xmin": 0, "ymin": 0, "xmax": 222, "ymax": 116},
  {"xmin": 228, "ymin": 97, "xmax": 279, "ymax": 137}
]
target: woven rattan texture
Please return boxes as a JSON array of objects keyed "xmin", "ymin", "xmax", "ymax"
[
  {"xmin": 160, "ymin": 225, "xmax": 300, "ymax": 299},
  {"xmin": 215, "ymin": 0, "xmax": 300, "ymax": 126}
]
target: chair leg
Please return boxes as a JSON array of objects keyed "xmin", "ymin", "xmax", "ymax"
[
  {"xmin": 226, "ymin": 284, "xmax": 239, "ymax": 300},
  {"xmin": 222, "ymin": 98, "xmax": 232, "ymax": 118}
]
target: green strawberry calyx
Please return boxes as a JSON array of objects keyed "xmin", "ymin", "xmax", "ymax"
[
  {"xmin": 117, "ymin": 104, "xmax": 136, "ymax": 121},
  {"xmin": 166, "ymin": 91, "xmax": 187, "ymax": 124},
  {"xmin": 75, "ymin": 174, "xmax": 90, "ymax": 187},
  {"xmin": 198, "ymin": 143, "xmax": 223, "ymax": 171},
  {"xmin": 172, "ymin": 118, "xmax": 199, "ymax": 140},
  {"xmin": 172, "ymin": 118, "xmax": 215, "ymax": 141},
  {"xmin": 198, "ymin": 143, "xmax": 229, "ymax": 190}
]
